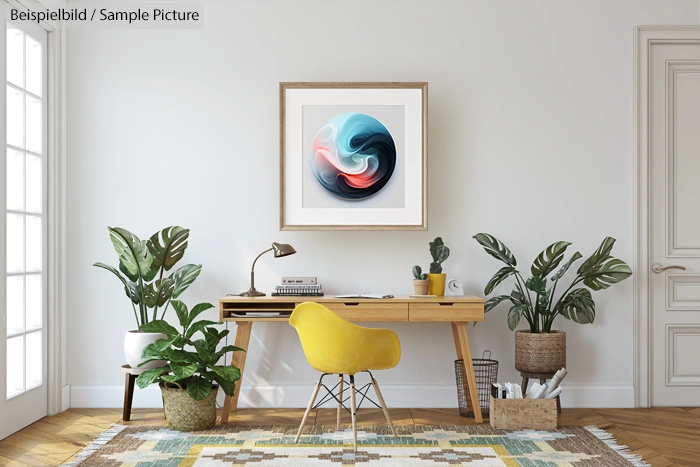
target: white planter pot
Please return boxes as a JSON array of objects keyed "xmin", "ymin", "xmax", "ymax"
[{"xmin": 124, "ymin": 330, "xmax": 167, "ymax": 369}]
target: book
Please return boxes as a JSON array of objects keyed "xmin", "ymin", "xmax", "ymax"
[
  {"xmin": 282, "ymin": 276, "xmax": 317, "ymax": 285},
  {"xmin": 272, "ymin": 284, "xmax": 324, "ymax": 296},
  {"xmin": 335, "ymin": 293, "xmax": 394, "ymax": 299}
]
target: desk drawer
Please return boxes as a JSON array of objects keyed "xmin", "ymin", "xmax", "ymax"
[
  {"xmin": 409, "ymin": 302, "xmax": 484, "ymax": 322},
  {"xmin": 323, "ymin": 302, "xmax": 408, "ymax": 322}
]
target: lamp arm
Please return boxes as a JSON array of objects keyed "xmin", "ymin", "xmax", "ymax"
[{"xmin": 250, "ymin": 248, "xmax": 273, "ymax": 274}]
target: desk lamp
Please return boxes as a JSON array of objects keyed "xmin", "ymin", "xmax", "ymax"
[{"xmin": 240, "ymin": 242, "xmax": 296, "ymax": 297}]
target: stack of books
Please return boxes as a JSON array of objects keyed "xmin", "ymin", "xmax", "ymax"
[{"xmin": 272, "ymin": 277, "xmax": 324, "ymax": 296}]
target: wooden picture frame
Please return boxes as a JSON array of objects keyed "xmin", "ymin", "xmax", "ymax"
[{"xmin": 280, "ymin": 82, "xmax": 428, "ymax": 231}]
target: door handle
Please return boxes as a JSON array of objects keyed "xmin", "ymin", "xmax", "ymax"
[{"xmin": 652, "ymin": 263, "xmax": 687, "ymax": 273}]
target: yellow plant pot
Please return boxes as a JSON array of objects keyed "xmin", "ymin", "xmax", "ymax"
[{"xmin": 428, "ymin": 273, "xmax": 446, "ymax": 296}]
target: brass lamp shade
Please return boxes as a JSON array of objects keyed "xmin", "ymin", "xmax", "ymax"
[
  {"xmin": 239, "ymin": 242, "xmax": 297, "ymax": 297},
  {"xmin": 272, "ymin": 242, "xmax": 296, "ymax": 258}
]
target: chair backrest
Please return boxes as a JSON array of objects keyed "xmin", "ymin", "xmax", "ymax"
[{"xmin": 289, "ymin": 302, "xmax": 401, "ymax": 375}]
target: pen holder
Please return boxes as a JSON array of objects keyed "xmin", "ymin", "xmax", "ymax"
[{"xmin": 489, "ymin": 395, "xmax": 557, "ymax": 430}]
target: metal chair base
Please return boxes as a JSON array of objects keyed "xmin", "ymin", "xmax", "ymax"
[{"xmin": 294, "ymin": 371, "xmax": 397, "ymax": 451}]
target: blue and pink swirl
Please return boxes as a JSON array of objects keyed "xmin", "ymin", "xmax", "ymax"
[{"xmin": 311, "ymin": 113, "xmax": 397, "ymax": 200}]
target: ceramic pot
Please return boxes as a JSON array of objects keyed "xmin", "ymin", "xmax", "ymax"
[
  {"xmin": 427, "ymin": 273, "xmax": 447, "ymax": 296},
  {"xmin": 514, "ymin": 330, "xmax": 566, "ymax": 374},
  {"xmin": 161, "ymin": 384, "xmax": 218, "ymax": 431},
  {"xmin": 124, "ymin": 330, "xmax": 166, "ymax": 369},
  {"xmin": 413, "ymin": 279, "xmax": 430, "ymax": 295}
]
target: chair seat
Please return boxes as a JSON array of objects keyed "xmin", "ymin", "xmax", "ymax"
[{"xmin": 289, "ymin": 302, "xmax": 401, "ymax": 375}]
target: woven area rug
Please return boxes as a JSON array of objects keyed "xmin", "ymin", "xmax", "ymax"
[{"xmin": 62, "ymin": 425, "xmax": 649, "ymax": 466}]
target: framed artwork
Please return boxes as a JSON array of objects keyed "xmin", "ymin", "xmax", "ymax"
[{"xmin": 280, "ymin": 82, "xmax": 427, "ymax": 230}]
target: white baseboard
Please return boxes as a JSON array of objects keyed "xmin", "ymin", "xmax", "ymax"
[
  {"xmin": 70, "ymin": 383, "xmax": 635, "ymax": 409},
  {"xmin": 62, "ymin": 384, "xmax": 71, "ymax": 412}
]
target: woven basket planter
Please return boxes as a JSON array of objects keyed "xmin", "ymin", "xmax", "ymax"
[
  {"xmin": 161, "ymin": 384, "xmax": 218, "ymax": 431},
  {"xmin": 514, "ymin": 330, "xmax": 566, "ymax": 374}
]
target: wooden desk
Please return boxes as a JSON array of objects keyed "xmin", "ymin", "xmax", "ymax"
[{"xmin": 219, "ymin": 295, "xmax": 485, "ymax": 424}]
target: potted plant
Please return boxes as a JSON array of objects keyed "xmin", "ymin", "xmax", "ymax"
[
  {"xmin": 135, "ymin": 300, "xmax": 244, "ymax": 431},
  {"xmin": 427, "ymin": 237, "xmax": 450, "ymax": 296},
  {"xmin": 94, "ymin": 226, "xmax": 202, "ymax": 369},
  {"xmin": 473, "ymin": 234, "xmax": 632, "ymax": 374},
  {"xmin": 412, "ymin": 265, "xmax": 429, "ymax": 295}
]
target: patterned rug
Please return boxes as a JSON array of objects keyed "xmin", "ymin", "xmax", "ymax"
[{"xmin": 62, "ymin": 425, "xmax": 649, "ymax": 466}]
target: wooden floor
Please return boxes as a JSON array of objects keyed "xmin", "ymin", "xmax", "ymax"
[{"xmin": 0, "ymin": 407, "xmax": 699, "ymax": 466}]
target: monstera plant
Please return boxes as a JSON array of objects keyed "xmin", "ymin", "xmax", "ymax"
[
  {"xmin": 94, "ymin": 226, "xmax": 202, "ymax": 369},
  {"xmin": 473, "ymin": 234, "xmax": 632, "ymax": 374}
]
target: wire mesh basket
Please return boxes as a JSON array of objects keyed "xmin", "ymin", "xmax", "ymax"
[{"xmin": 455, "ymin": 350, "xmax": 498, "ymax": 418}]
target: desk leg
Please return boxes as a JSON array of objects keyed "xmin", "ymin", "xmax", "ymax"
[
  {"xmin": 221, "ymin": 321, "xmax": 253, "ymax": 424},
  {"xmin": 451, "ymin": 323, "xmax": 463, "ymax": 360},
  {"xmin": 454, "ymin": 322, "xmax": 483, "ymax": 423}
]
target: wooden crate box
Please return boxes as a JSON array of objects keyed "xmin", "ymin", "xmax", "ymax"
[{"xmin": 489, "ymin": 395, "xmax": 557, "ymax": 430}]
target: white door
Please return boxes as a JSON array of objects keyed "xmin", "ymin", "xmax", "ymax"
[
  {"xmin": 0, "ymin": 5, "xmax": 48, "ymax": 439},
  {"xmin": 650, "ymin": 33, "xmax": 700, "ymax": 406}
]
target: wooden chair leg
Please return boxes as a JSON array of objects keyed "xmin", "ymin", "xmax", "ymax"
[
  {"xmin": 521, "ymin": 377, "xmax": 529, "ymax": 394},
  {"xmin": 295, "ymin": 380, "xmax": 321, "ymax": 443},
  {"xmin": 371, "ymin": 378, "xmax": 396, "ymax": 438},
  {"xmin": 337, "ymin": 375, "xmax": 344, "ymax": 431},
  {"xmin": 350, "ymin": 375, "xmax": 357, "ymax": 452},
  {"xmin": 123, "ymin": 373, "xmax": 136, "ymax": 422}
]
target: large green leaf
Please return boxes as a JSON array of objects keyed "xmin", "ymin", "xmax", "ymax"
[
  {"xmin": 169, "ymin": 362, "xmax": 198, "ymax": 380},
  {"xmin": 507, "ymin": 304, "xmax": 526, "ymax": 330},
  {"xmin": 577, "ymin": 237, "xmax": 616, "ymax": 274},
  {"xmin": 148, "ymin": 227, "xmax": 190, "ymax": 272},
  {"xmin": 559, "ymin": 288, "xmax": 596, "ymax": 324},
  {"xmin": 211, "ymin": 365, "xmax": 241, "ymax": 383},
  {"xmin": 108, "ymin": 227, "xmax": 154, "ymax": 281},
  {"xmin": 186, "ymin": 376, "xmax": 213, "ymax": 401},
  {"xmin": 213, "ymin": 345, "xmax": 246, "ymax": 363},
  {"xmin": 581, "ymin": 258, "xmax": 632, "ymax": 291},
  {"xmin": 204, "ymin": 328, "xmax": 228, "ymax": 350},
  {"xmin": 171, "ymin": 300, "xmax": 189, "ymax": 328},
  {"xmin": 536, "ymin": 287, "xmax": 553, "ymax": 316},
  {"xmin": 215, "ymin": 376, "xmax": 235, "ymax": 397},
  {"xmin": 185, "ymin": 320, "xmax": 220, "ymax": 340},
  {"xmin": 531, "ymin": 241, "xmax": 571, "ymax": 277},
  {"xmin": 193, "ymin": 339, "xmax": 214, "ymax": 363},
  {"xmin": 171, "ymin": 264, "xmax": 202, "ymax": 299},
  {"xmin": 93, "ymin": 262, "xmax": 140, "ymax": 304},
  {"xmin": 510, "ymin": 290, "xmax": 527, "ymax": 306},
  {"xmin": 168, "ymin": 348, "xmax": 199, "ymax": 364},
  {"xmin": 484, "ymin": 266, "xmax": 516, "ymax": 295},
  {"xmin": 150, "ymin": 280, "xmax": 174, "ymax": 308},
  {"xmin": 526, "ymin": 276, "xmax": 547, "ymax": 295},
  {"xmin": 187, "ymin": 302, "xmax": 215, "ymax": 328},
  {"xmin": 140, "ymin": 343, "xmax": 167, "ymax": 360},
  {"xmin": 135, "ymin": 366, "xmax": 168, "ymax": 389},
  {"xmin": 551, "ymin": 252, "xmax": 583, "ymax": 282},
  {"xmin": 143, "ymin": 278, "xmax": 174, "ymax": 309},
  {"xmin": 473, "ymin": 233, "xmax": 517, "ymax": 266},
  {"xmin": 484, "ymin": 295, "xmax": 512, "ymax": 313},
  {"xmin": 139, "ymin": 320, "xmax": 179, "ymax": 338}
]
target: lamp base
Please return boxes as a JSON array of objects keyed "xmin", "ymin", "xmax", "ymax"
[{"xmin": 239, "ymin": 289, "xmax": 266, "ymax": 297}]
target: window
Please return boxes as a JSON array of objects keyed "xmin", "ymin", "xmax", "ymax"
[{"xmin": 5, "ymin": 23, "xmax": 45, "ymax": 399}]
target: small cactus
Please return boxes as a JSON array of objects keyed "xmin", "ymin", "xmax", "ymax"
[
  {"xmin": 429, "ymin": 237, "xmax": 450, "ymax": 274},
  {"xmin": 413, "ymin": 265, "xmax": 428, "ymax": 280}
]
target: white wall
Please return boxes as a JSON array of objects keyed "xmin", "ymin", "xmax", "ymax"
[{"xmin": 66, "ymin": 0, "xmax": 699, "ymax": 408}]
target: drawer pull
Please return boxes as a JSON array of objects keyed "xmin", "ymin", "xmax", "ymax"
[
  {"xmin": 344, "ymin": 302, "xmax": 360, "ymax": 306},
  {"xmin": 439, "ymin": 302, "xmax": 454, "ymax": 306}
]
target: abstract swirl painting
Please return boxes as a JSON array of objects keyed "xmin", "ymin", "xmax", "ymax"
[{"xmin": 311, "ymin": 113, "xmax": 397, "ymax": 200}]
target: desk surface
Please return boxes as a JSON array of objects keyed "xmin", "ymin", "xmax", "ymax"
[{"xmin": 219, "ymin": 295, "xmax": 485, "ymax": 323}]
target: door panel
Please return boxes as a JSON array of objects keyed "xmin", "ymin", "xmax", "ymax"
[{"xmin": 650, "ymin": 41, "xmax": 700, "ymax": 406}]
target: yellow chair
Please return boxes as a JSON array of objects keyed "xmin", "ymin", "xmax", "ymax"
[{"xmin": 289, "ymin": 302, "xmax": 401, "ymax": 451}]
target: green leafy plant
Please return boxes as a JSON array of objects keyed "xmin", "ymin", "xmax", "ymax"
[
  {"xmin": 473, "ymin": 233, "xmax": 632, "ymax": 333},
  {"xmin": 94, "ymin": 226, "xmax": 202, "ymax": 327},
  {"xmin": 429, "ymin": 237, "xmax": 450, "ymax": 274},
  {"xmin": 412, "ymin": 265, "xmax": 428, "ymax": 280},
  {"xmin": 135, "ymin": 300, "xmax": 244, "ymax": 400}
]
